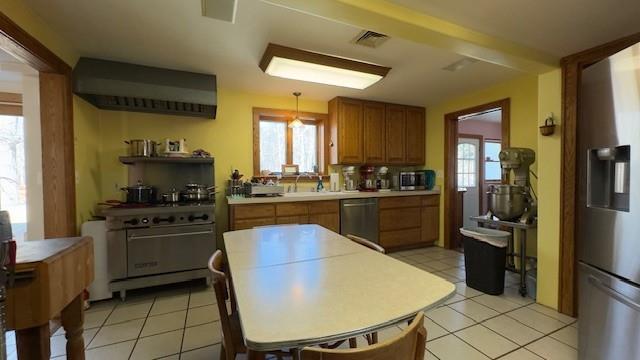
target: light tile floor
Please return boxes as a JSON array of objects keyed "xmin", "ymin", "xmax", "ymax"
[{"xmin": 5, "ymin": 246, "xmax": 576, "ymax": 359}]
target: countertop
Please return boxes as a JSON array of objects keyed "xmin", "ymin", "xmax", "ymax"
[{"xmin": 227, "ymin": 188, "xmax": 441, "ymax": 205}]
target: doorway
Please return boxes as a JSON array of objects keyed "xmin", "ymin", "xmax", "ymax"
[
  {"xmin": 0, "ymin": 49, "xmax": 44, "ymax": 241},
  {"xmin": 0, "ymin": 12, "xmax": 77, "ymax": 238},
  {"xmin": 444, "ymin": 99, "xmax": 510, "ymax": 249}
]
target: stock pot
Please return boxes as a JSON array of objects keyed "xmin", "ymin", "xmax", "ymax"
[{"xmin": 125, "ymin": 139, "xmax": 156, "ymax": 157}]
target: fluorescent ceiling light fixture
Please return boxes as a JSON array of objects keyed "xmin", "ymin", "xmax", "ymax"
[{"xmin": 259, "ymin": 43, "xmax": 391, "ymax": 90}]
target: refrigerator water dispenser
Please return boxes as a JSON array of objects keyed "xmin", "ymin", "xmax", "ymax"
[{"xmin": 588, "ymin": 145, "xmax": 630, "ymax": 211}]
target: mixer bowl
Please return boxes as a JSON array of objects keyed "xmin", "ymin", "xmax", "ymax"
[{"xmin": 487, "ymin": 185, "xmax": 527, "ymax": 220}]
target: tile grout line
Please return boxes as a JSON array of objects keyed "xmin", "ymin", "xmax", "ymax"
[
  {"xmin": 178, "ymin": 287, "xmax": 192, "ymax": 358},
  {"xmin": 127, "ymin": 296, "xmax": 157, "ymax": 360}
]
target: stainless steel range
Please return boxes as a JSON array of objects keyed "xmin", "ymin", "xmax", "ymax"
[{"xmin": 103, "ymin": 203, "xmax": 215, "ymax": 300}]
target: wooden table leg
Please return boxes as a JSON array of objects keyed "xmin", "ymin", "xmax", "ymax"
[
  {"xmin": 16, "ymin": 323, "xmax": 50, "ymax": 359},
  {"xmin": 61, "ymin": 294, "xmax": 85, "ymax": 360}
]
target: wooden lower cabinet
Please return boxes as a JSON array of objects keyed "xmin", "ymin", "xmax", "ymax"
[
  {"xmin": 378, "ymin": 195, "xmax": 440, "ymax": 251},
  {"xmin": 308, "ymin": 213, "xmax": 340, "ymax": 233},
  {"xmin": 233, "ymin": 217, "xmax": 276, "ymax": 230},
  {"xmin": 421, "ymin": 206, "xmax": 439, "ymax": 243},
  {"xmin": 229, "ymin": 196, "xmax": 439, "ymax": 252},
  {"xmin": 230, "ymin": 200, "xmax": 340, "ymax": 232},
  {"xmin": 380, "ymin": 228, "xmax": 423, "ymax": 248}
]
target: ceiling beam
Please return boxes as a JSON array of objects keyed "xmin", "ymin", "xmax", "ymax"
[{"xmin": 260, "ymin": 0, "xmax": 559, "ymax": 74}]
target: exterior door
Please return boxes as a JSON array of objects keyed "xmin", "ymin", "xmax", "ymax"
[{"xmin": 457, "ymin": 138, "xmax": 480, "ymax": 229}]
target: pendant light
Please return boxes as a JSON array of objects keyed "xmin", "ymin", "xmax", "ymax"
[{"xmin": 289, "ymin": 91, "xmax": 304, "ymax": 128}]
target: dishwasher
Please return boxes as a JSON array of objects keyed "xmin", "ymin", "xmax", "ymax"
[{"xmin": 340, "ymin": 198, "xmax": 379, "ymax": 243}]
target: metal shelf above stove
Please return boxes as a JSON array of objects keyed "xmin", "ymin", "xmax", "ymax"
[{"xmin": 119, "ymin": 156, "xmax": 214, "ymax": 165}]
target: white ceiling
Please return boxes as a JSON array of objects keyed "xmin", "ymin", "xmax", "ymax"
[
  {"xmin": 22, "ymin": 0, "xmax": 523, "ymax": 106},
  {"xmin": 390, "ymin": 0, "xmax": 640, "ymax": 57}
]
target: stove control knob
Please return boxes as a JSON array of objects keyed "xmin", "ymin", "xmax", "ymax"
[
  {"xmin": 124, "ymin": 218, "xmax": 139, "ymax": 226},
  {"xmin": 202, "ymin": 214, "xmax": 209, "ymax": 221},
  {"xmin": 152, "ymin": 217, "xmax": 160, "ymax": 224},
  {"xmin": 141, "ymin": 218, "xmax": 149, "ymax": 224},
  {"xmin": 188, "ymin": 215, "xmax": 195, "ymax": 222}
]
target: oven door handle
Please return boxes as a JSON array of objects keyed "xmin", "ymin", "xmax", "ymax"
[{"xmin": 128, "ymin": 230, "xmax": 214, "ymax": 241}]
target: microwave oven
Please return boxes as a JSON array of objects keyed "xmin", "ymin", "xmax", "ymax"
[{"xmin": 399, "ymin": 171, "xmax": 426, "ymax": 191}]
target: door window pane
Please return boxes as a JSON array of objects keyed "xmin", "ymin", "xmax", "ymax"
[
  {"xmin": 457, "ymin": 142, "xmax": 477, "ymax": 188},
  {"xmin": 259, "ymin": 121, "xmax": 286, "ymax": 173},
  {"xmin": 484, "ymin": 141, "xmax": 502, "ymax": 180},
  {"xmin": 0, "ymin": 115, "xmax": 26, "ymax": 241},
  {"xmin": 292, "ymin": 124, "xmax": 317, "ymax": 173}
]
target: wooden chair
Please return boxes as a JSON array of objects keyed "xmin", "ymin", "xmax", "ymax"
[
  {"xmin": 346, "ymin": 234, "xmax": 386, "ymax": 254},
  {"xmin": 300, "ymin": 312, "xmax": 427, "ymax": 360},
  {"xmin": 208, "ymin": 250, "xmax": 294, "ymax": 360}
]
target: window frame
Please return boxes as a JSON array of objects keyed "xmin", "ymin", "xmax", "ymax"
[
  {"xmin": 483, "ymin": 139, "xmax": 502, "ymax": 182},
  {"xmin": 252, "ymin": 107, "xmax": 328, "ymax": 178}
]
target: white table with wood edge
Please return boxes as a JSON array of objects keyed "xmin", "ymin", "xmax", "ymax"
[
  {"xmin": 223, "ymin": 224, "xmax": 455, "ymax": 358},
  {"xmin": 6, "ymin": 237, "xmax": 94, "ymax": 360}
]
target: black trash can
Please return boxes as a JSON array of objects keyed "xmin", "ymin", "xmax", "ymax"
[{"xmin": 460, "ymin": 227, "xmax": 510, "ymax": 295}]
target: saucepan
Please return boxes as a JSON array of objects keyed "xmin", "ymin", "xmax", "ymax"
[{"xmin": 180, "ymin": 184, "xmax": 216, "ymax": 202}]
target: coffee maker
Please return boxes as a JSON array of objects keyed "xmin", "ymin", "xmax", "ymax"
[
  {"xmin": 376, "ymin": 166, "xmax": 391, "ymax": 191},
  {"xmin": 359, "ymin": 166, "xmax": 377, "ymax": 192},
  {"xmin": 342, "ymin": 166, "xmax": 358, "ymax": 192}
]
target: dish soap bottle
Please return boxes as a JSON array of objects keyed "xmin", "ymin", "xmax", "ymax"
[{"xmin": 316, "ymin": 176, "xmax": 324, "ymax": 192}]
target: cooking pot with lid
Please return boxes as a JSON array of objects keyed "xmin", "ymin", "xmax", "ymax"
[
  {"xmin": 121, "ymin": 181, "xmax": 157, "ymax": 203},
  {"xmin": 487, "ymin": 185, "xmax": 527, "ymax": 220}
]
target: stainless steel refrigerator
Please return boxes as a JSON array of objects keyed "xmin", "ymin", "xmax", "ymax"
[{"xmin": 578, "ymin": 42, "xmax": 640, "ymax": 359}]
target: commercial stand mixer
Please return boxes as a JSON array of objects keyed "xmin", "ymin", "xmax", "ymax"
[{"xmin": 487, "ymin": 147, "xmax": 537, "ymax": 224}]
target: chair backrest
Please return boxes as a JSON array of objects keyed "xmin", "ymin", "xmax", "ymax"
[
  {"xmin": 208, "ymin": 250, "xmax": 240, "ymax": 355},
  {"xmin": 300, "ymin": 312, "xmax": 426, "ymax": 360},
  {"xmin": 346, "ymin": 234, "xmax": 386, "ymax": 254}
]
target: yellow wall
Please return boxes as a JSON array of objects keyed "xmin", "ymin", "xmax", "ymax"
[
  {"xmin": 94, "ymin": 89, "xmax": 328, "ymax": 241},
  {"xmin": 424, "ymin": 73, "xmax": 568, "ymax": 308},
  {"xmin": 536, "ymin": 69, "xmax": 562, "ymax": 308},
  {"xmin": 0, "ymin": 1, "xmax": 102, "ymax": 229},
  {"xmin": 425, "ymin": 74, "xmax": 539, "ymax": 244}
]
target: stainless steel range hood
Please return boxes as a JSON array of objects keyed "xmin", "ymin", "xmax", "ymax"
[{"xmin": 73, "ymin": 58, "xmax": 217, "ymax": 118}]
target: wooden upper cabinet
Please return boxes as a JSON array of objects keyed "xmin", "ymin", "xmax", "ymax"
[
  {"xmin": 405, "ymin": 106, "xmax": 426, "ymax": 165},
  {"xmin": 385, "ymin": 104, "xmax": 407, "ymax": 164},
  {"xmin": 363, "ymin": 101, "xmax": 386, "ymax": 164},
  {"xmin": 329, "ymin": 97, "xmax": 364, "ymax": 164},
  {"xmin": 329, "ymin": 97, "xmax": 425, "ymax": 165}
]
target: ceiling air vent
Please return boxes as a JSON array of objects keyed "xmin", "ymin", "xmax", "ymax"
[{"xmin": 352, "ymin": 30, "xmax": 389, "ymax": 48}]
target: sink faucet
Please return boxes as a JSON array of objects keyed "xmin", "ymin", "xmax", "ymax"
[{"xmin": 294, "ymin": 172, "xmax": 313, "ymax": 192}]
